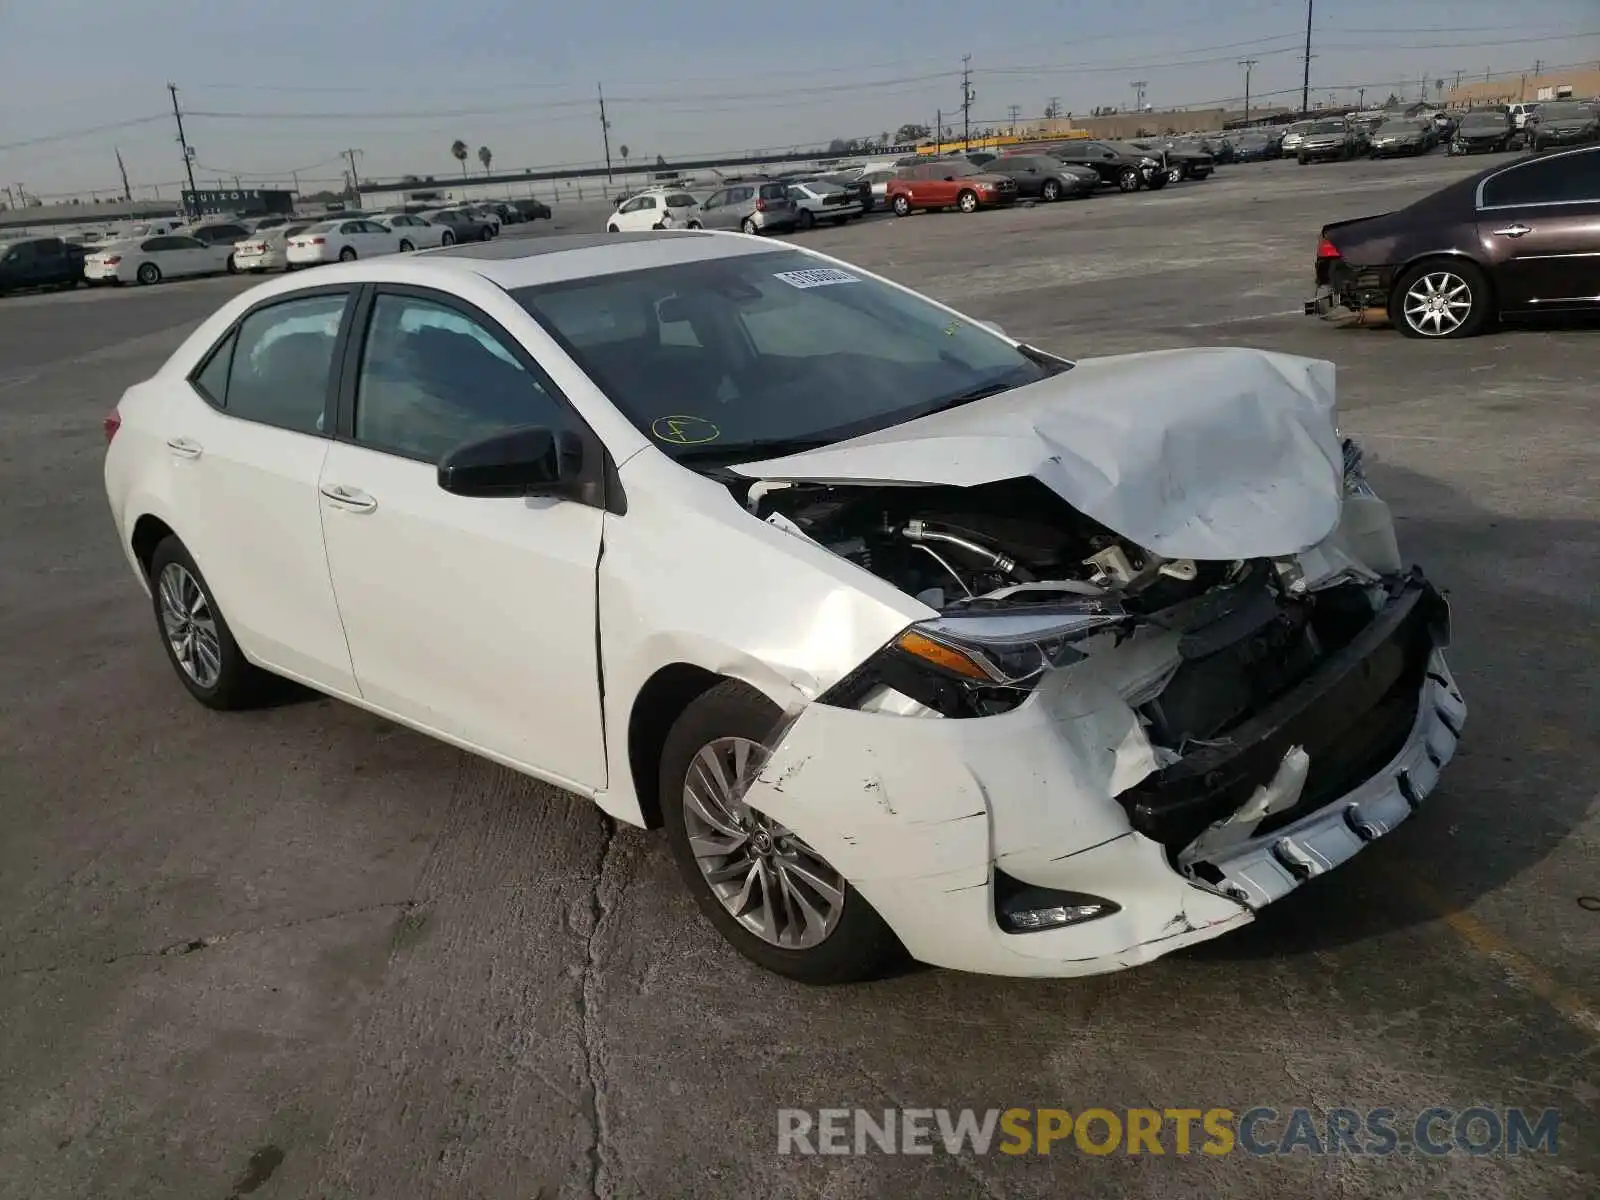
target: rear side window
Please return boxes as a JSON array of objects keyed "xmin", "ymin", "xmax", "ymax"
[
  {"xmin": 759, "ymin": 183, "xmax": 787, "ymax": 200},
  {"xmin": 201, "ymin": 294, "xmax": 348, "ymax": 434},
  {"xmin": 1482, "ymin": 150, "xmax": 1600, "ymax": 207}
]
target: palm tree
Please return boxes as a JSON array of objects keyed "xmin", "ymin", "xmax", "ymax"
[
  {"xmin": 478, "ymin": 145, "xmax": 492, "ymax": 174},
  {"xmin": 450, "ymin": 140, "xmax": 468, "ymax": 178}
]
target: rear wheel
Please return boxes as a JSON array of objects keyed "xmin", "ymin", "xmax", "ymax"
[
  {"xmin": 1390, "ymin": 260, "xmax": 1491, "ymax": 340},
  {"xmin": 1041, "ymin": 178, "xmax": 1061, "ymax": 201},
  {"xmin": 1118, "ymin": 166, "xmax": 1141, "ymax": 192},
  {"xmin": 686, "ymin": 220, "xmax": 702, "ymax": 229},
  {"xmin": 136, "ymin": 262, "xmax": 161, "ymax": 285},
  {"xmin": 440, "ymin": 230, "xmax": 456, "ymax": 245},
  {"xmin": 226, "ymin": 254, "xmax": 238, "ymax": 274},
  {"xmin": 957, "ymin": 189, "xmax": 979, "ymax": 213},
  {"xmin": 660, "ymin": 680, "xmax": 904, "ymax": 984},
  {"xmin": 740, "ymin": 217, "xmax": 759, "ymax": 234},
  {"xmin": 398, "ymin": 238, "xmax": 414, "ymax": 252},
  {"xmin": 891, "ymin": 194, "xmax": 912, "ymax": 217},
  {"xmin": 338, "ymin": 246, "xmax": 357, "ymax": 262},
  {"xmin": 147, "ymin": 537, "xmax": 269, "ymax": 710},
  {"xmin": 606, "ymin": 223, "xmax": 619, "ymax": 233},
  {"xmin": 479, "ymin": 226, "xmax": 494, "ymax": 242},
  {"xmin": 797, "ymin": 208, "xmax": 815, "ymax": 230}
]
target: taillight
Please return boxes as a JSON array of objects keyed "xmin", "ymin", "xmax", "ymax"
[
  {"xmin": 104, "ymin": 255, "xmax": 122, "ymax": 265},
  {"xmin": 311, "ymin": 237, "xmax": 326, "ymax": 245},
  {"xmin": 103, "ymin": 410, "xmax": 121, "ymax": 443},
  {"xmin": 755, "ymin": 196, "xmax": 768, "ymax": 212},
  {"xmin": 1316, "ymin": 237, "xmax": 1341, "ymax": 259}
]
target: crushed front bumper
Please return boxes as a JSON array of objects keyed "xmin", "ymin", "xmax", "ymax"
[{"xmin": 741, "ymin": 577, "xmax": 1464, "ymax": 978}]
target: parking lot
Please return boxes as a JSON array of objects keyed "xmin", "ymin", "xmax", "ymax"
[{"xmin": 2, "ymin": 151, "xmax": 1596, "ymax": 1199}]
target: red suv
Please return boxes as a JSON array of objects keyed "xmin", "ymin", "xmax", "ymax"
[{"xmin": 886, "ymin": 160, "xmax": 1019, "ymax": 216}]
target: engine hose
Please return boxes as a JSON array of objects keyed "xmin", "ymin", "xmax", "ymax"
[{"xmin": 900, "ymin": 520, "xmax": 1036, "ymax": 582}]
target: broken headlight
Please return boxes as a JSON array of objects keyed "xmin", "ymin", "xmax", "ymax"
[
  {"xmin": 819, "ymin": 605, "xmax": 1128, "ymax": 718},
  {"xmin": 1341, "ymin": 436, "xmax": 1375, "ymax": 497}
]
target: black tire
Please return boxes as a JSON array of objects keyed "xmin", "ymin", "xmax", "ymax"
[
  {"xmin": 441, "ymin": 230, "xmax": 456, "ymax": 245},
  {"xmin": 1118, "ymin": 167, "xmax": 1141, "ymax": 192},
  {"xmin": 1297, "ymin": 152, "xmax": 1309, "ymax": 166},
  {"xmin": 740, "ymin": 216, "xmax": 759, "ymax": 234},
  {"xmin": 479, "ymin": 226, "xmax": 494, "ymax": 242},
  {"xmin": 891, "ymin": 194, "xmax": 912, "ymax": 217},
  {"xmin": 1041, "ymin": 178, "xmax": 1061, "ymax": 201},
  {"xmin": 831, "ymin": 216, "xmax": 848, "ymax": 225},
  {"xmin": 226, "ymin": 254, "xmax": 238, "ymax": 275},
  {"xmin": 1167, "ymin": 165, "xmax": 1185, "ymax": 184},
  {"xmin": 659, "ymin": 680, "xmax": 904, "ymax": 984},
  {"xmin": 606, "ymin": 224, "xmax": 619, "ymax": 233},
  {"xmin": 338, "ymin": 246, "xmax": 357, "ymax": 262},
  {"xmin": 797, "ymin": 208, "xmax": 815, "ymax": 230},
  {"xmin": 136, "ymin": 262, "xmax": 161, "ymax": 286},
  {"xmin": 398, "ymin": 239, "xmax": 414, "ymax": 252},
  {"xmin": 687, "ymin": 220, "xmax": 702, "ymax": 229},
  {"xmin": 1389, "ymin": 259, "xmax": 1492, "ymax": 340},
  {"xmin": 957, "ymin": 189, "xmax": 979, "ymax": 213},
  {"xmin": 146, "ymin": 536, "xmax": 270, "ymax": 710}
]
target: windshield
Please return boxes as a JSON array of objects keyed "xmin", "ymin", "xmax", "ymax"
[
  {"xmin": 1308, "ymin": 121, "xmax": 1346, "ymax": 134},
  {"xmin": 1288, "ymin": 122, "xmax": 1313, "ymax": 133},
  {"xmin": 513, "ymin": 249, "xmax": 1068, "ymax": 464},
  {"xmin": 306, "ymin": 221, "xmax": 338, "ymax": 233},
  {"xmin": 1376, "ymin": 121, "xmax": 1417, "ymax": 134},
  {"xmin": 1462, "ymin": 112, "xmax": 1508, "ymax": 128},
  {"xmin": 1537, "ymin": 101, "xmax": 1589, "ymax": 119}
]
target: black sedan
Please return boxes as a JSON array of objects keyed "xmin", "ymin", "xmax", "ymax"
[
  {"xmin": 986, "ymin": 154, "xmax": 1099, "ymax": 200},
  {"xmin": 1050, "ymin": 139, "xmax": 1168, "ymax": 192},
  {"xmin": 1305, "ymin": 145, "xmax": 1600, "ymax": 339},
  {"xmin": 1449, "ymin": 111, "xmax": 1517, "ymax": 156}
]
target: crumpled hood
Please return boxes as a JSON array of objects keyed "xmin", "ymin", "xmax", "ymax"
[{"xmin": 731, "ymin": 346, "xmax": 1344, "ymax": 561}]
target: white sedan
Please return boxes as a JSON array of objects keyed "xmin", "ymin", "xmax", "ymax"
[
  {"xmin": 373, "ymin": 212, "xmax": 456, "ymax": 249},
  {"xmin": 232, "ymin": 223, "xmax": 312, "ymax": 273},
  {"xmin": 786, "ymin": 180, "xmax": 864, "ymax": 228},
  {"xmin": 102, "ymin": 233, "xmax": 1463, "ymax": 984},
  {"xmin": 285, "ymin": 218, "xmax": 401, "ymax": 266},
  {"xmin": 83, "ymin": 234, "xmax": 232, "ymax": 285}
]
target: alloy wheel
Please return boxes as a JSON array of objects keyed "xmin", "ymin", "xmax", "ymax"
[
  {"xmin": 1402, "ymin": 270, "xmax": 1473, "ymax": 337},
  {"xmin": 681, "ymin": 736, "xmax": 845, "ymax": 949},
  {"xmin": 157, "ymin": 562, "xmax": 222, "ymax": 689}
]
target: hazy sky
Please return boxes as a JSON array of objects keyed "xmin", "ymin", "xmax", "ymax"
[{"xmin": 2, "ymin": 0, "xmax": 1596, "ymax": 198}]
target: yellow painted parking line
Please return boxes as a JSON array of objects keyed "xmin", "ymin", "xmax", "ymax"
[{"xmin": 1400, "ymin": 873, "xmax": 1600, "ymax": 1042}]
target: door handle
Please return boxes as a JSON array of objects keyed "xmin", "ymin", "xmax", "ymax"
[
  {"xmin": 1493, "ymin": 224, "xmax": 1532, "ymax": 238},
  {"xmin": 166, "ymin": 436, "xmax": 202, "ymax": 459},
  {"xmin": 319, "ymin": 484, "xmax": 377, "ymax": 513}
]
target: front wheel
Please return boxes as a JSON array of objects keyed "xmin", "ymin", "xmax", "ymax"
[
  {"xmin": 1391, "ymin": 260, "xmax": 1491, "ymax": 340},
  {"xmin": 479, "ymin": 226, "xmax": 494, "ymax": 242},
  {"xmin": 147, "ymin": 537, "xmax": 269, "ymax": 710},
  {"xmin": 1298, "ymin": 153, "xmax": 1309, "ymax": 165},
  {"xmin": 226, "ymin": 254, "xmax": 238, "ymax": 275},
  {"xmin": 891, "ymin": 194, "xmax": 912, "ymax": 217},
  {"xmin": 1167, "ymin": 165, "xmax": 1184, "ymax": 184},
  {"xmin": 398, "ymin": 239, "xmax": 414, "ymax": 252},
  {"xmin": 338, "ymin": 247, "xmax": 357, "ymax": 262},
  {"xmin": 660, "ymin": 680, "xmax": 904, "ymax": 984},
  {"xmin": 606, "ymin": 224, "xmax": 619, "ymax": 233},
  {"xmin": 440, "ymin": 230, "xmax": 456, "ymax": 245},
  {"xmin": 957, "ymin": 189, "xmax": 979, "ymax": 213},
  {"xmin": 1118, "ymin": 167, "xmax": 1141, "ymax": 192},
  {"xmin": 686, "ymin": 220, "xmax": 702, "ymax": 229},
  {"xmin": 797, "ymin": 208, "xmax": 815, "ymax": 230}
]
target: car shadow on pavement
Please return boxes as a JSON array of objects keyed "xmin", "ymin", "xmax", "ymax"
[{"xmin": 1187, "ymin": 461, "xmax": 1597, "ymax": 960}]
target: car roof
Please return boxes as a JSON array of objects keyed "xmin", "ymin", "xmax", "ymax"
[{"xmin": 415, "ymin": 230, "xmax": 786, "ymax": 288}]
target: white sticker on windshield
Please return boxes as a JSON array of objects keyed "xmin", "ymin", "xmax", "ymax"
[{"xmin": 774, "ymin": 267, "xmax": 860, "ymax": 289}]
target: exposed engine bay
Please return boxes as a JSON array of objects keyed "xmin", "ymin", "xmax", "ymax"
[{"xmin": 748, "ymin": 469, "xmax": 1399, "ymax": 760}]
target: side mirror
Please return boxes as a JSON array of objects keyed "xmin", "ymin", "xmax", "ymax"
[
  {"xmin": 438, "ymin": 426, "xmax": 585, "ymax": 499},
  {"xmin": 943, "ymin": 174, "xmax": 956, "ymax": 181}
]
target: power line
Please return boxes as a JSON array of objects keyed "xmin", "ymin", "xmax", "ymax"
[{"xmin": 0, "ymin": 115, "xmax": 166, "ymax": 153}]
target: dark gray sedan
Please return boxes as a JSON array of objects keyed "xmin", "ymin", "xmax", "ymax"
[
  {"xmin": 987, "ymin": 154, "xmax": 1100, "ymax": 200},
  {"xmin": 1526, "ymin": 101, "xmax": 1600, "ymax": 151},
  {"xmin": 1367, "ymin": 119, "xmax": 1432, "ymax": 158}
]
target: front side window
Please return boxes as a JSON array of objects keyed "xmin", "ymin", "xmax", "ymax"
[
  {"xmin": 354, "ymin": 293, "xmax": 566, "ymax": 462},
  {"xmin": 222, "ymin": 294, "xmax": 348, "ymax": 434},
  {"xmin": 515, "ymin": 249, "xmax": 1068, "ymax": 466},
  {"xmin": 1482, "ymin": 150, "xmax": 1600, "ymax": 207}
]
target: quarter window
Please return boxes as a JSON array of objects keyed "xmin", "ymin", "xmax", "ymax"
[
  {"xmin": 221, "ymin": 294, "xmax": 348, "ymax": 434},
  {"xmin": 353, "ymin": 293, "xmax": 567, "ymax": 462}
]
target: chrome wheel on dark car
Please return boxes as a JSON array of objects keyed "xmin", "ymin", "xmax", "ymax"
[{"xmin": 1392, "ymin": 262, "xmax": 1489, "ymax": 339}]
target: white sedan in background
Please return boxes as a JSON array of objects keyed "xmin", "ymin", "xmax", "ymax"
[
  {"xmin": 373, "ymin": 212, "xmax": 456, "ymax": 249},
  {"xmin": 232, "ymin": 223, "xmax": 312, "ymax": 273},
  {"xmin": 84, "ymin": 234, "xmax": 232, "ymax": 285},
  {"xmin": 285, "ymin": 218, "xmax": 401, "ymax": 266},
  {"xmin": 786, "ymin": 180, "xmax": 864, "ymax": 228}
]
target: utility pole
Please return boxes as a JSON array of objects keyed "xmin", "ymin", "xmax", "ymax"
[
  {"xmin": 1533, "ymin": 59, "xmax": 1543, "ymax": 76},
  {"xmin": 1006, "ymin": 103, "xmax": 1021, "ymax": 133},
  {"xmin": 115, "ymin": 148, "xmax": 132, "ymax": 202},
  {"xmin": 960, "ymin": 55, "xmax": 975, "ymax": 148},
  {"xmin": 1130, "ymin": 80, "xmax": 1148, "ymax": 112},
  {"xmin": 1239, "ymin": 58, "xmax": 1258, "ymax": 125},
  {"xmin": 597, "ymin": 83, "xmax": 614, "ymax": 182},
  {"xmin": 936, "ymin": 108, "xmax": 942, "ymax": 153},
  {"xmin": 1301, "ymin": 0, "xmax": 1315, "ymax": 114},
  {"xmin": 1453, "ymin": 69, "xmax": 1463, "ymax": 91},
  {"xmin": 343, "ymin": 149, "xmax": 363, "ymax": 206},
  {"xmin": 167, "ymin": 82, "xmax": 199, "ymax": 215}
]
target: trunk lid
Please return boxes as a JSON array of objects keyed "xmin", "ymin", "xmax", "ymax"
[{"xmin": 730, "ymin": 347, "xmax": 1343, "ymax": 561}]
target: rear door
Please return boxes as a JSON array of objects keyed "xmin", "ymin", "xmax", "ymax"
[{"xmin": 1479, "ymin": 147, "xmax": 1600, "ymax": 310}]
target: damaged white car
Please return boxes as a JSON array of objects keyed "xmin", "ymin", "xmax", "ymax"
[{"xmin": 103, "ymin": 232, "xmax": 1465, "ymax": 984}]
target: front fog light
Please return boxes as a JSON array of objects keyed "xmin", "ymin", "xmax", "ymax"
[{"xmin": 995, "ymin": 869, "xmax": 1119, "ymax": 934}]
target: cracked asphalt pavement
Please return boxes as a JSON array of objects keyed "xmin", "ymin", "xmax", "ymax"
[{"xmin": 1, "ymin": 153, "xmax": 1597, "ymax": 1198}]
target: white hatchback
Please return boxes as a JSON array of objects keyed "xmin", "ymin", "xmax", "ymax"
[
  {"xmin": 102, "ymin": 232, "xmax": 1463, "ymax": 984},
  {"xmin": 606, "ymin": 189, "xmax": 702, "ymax": 232},
  {"xmin": 286, "ymin": 218, "xmax": 401, "ymax": 266}
]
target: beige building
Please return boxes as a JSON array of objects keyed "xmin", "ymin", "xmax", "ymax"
[{"xmin": 1445, "ymin": 68, "xmax": 1600, "ymax": 108}]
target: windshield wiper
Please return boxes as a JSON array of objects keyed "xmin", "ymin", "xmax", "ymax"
[{"xmin": 672, "ymin": 434, "xmax": 841, "ymax": 463}]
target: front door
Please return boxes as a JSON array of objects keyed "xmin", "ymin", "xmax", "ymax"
[
  {"xmin": 1479, "ymin": 148, "xmax": 1600, "ymax": 309},
  {"xmin": 163, "ymin": 289, "xmax": 359, "ymax": 693},
  {"xmin": 317, "ymin": 287, "xmax": 607, "ymax": 789}
]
